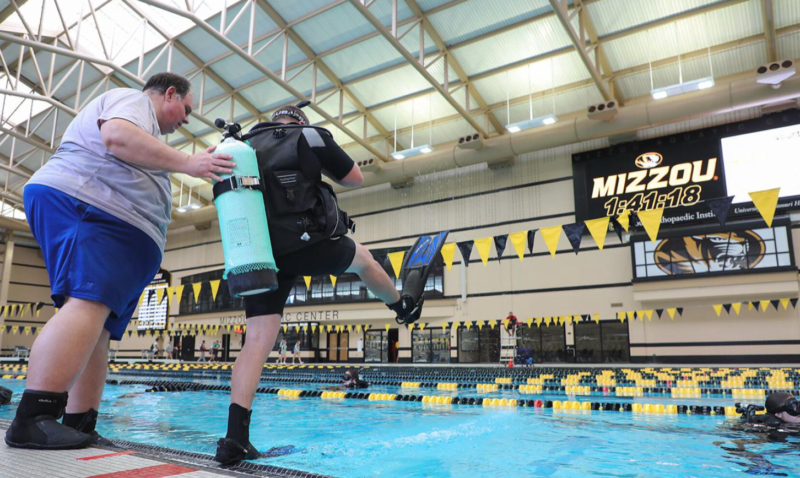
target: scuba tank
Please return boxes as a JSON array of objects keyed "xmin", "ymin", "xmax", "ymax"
[{"xmin": 213, "ymin": 120, "xmax": 279, "ymax": 297}]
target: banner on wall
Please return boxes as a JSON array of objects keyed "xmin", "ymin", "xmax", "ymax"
[
  {"xmin": 631, "ymin": 219, "xmax": 795, "ymax": 281},
  {"xmin": 573, "ymin": 111, "xmax": 800, "ymax": 226}
]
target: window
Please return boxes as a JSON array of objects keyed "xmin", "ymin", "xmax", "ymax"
[
  {"xmin": 179, "ymin": 246, "xmax": 445, "ymax": 315},
  {"xmin": 179, "ymin": 269, "xmax": 244, "ymax": 316},
  {"xmin": 633, "ymin": 223, "xmax": 794, "ymax": 281},
  {"xmin": 412, "ymin": 329, "xmax": 432, "ymax": 363},
  {"xmin": 364, "ymin": 331, "xmax": 388, "ymax": 363},
  {"xmin": 516, "ymin": 325, "xmax": 567, "ymax": 363},
  {"xmin": 574, "ymin": 321, "xmax": 630, "ymax": 363},
  {"xmin": 457, "ymin": 326, "xmax": 499, "ymax": 363}
]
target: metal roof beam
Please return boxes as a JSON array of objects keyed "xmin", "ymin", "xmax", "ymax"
[
  {"xmin": 599, "ymin": 0, "xmax": 751, "ymax": 43},
  {"xmin": 139, "ymin": 0, "xmax": 388, "ymax": 162},
  {"xmin": 120, "ymin": 0, "xmax": 263, "ymax": 121},
  {"xmin": 403, "ymin": 0, "xmax": 505, "ymax": 134},
  {"xmin": 549, "ymin": 0, "xmax": 612, "ymax": 101},
  {"xmin": 254, "ymin": 0, "xmax": 401, "ymax": 156},
  {"xmin": 761, "ymin": 0, "xmax": 778, "ymax": 62},
  {"xmin": 348, "ymin": 0, "xmax": 488, "ymax": 138},
  {"xmin": 573, "ymin": 0, "xmax": 621, "ymax": 103},
  {"xmin": 335, "ymin": 27, "xmax": 797, "ymax": 150},
  {"xmin": 0, "ymin": 1, "xmax": 28, "ymax": 24}
]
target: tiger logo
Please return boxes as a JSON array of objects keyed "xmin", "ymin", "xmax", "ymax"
[
  {"xmin": 635, "ymin": 152, "xmax": 663, "ymax": 169},
  {"xmin": 653, "ymin": 231, "xmax": 766, "ymax": 275}
]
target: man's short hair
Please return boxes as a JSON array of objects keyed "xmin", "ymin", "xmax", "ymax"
[
  {"xmin": 143, "ymin": 72, "xmax": 191, "ymax": 98},
  {"xmin": 272, "ymin": 105, "xmax": 309, "ymax": 125}
]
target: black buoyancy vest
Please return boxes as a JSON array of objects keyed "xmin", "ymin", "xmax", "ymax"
[{"xmin": 247, "ymin": 126, "xmax": 354, "ymax": 256}]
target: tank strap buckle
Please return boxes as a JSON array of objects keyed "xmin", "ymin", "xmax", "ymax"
[{"xmin": 213, "ymin": 175, "xmax": 262, "ymax": 200}]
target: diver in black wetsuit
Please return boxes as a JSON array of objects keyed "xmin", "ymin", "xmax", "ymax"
[{"xmin": 341, "ymin": 369, "xmax": 369, "ymax": 389}]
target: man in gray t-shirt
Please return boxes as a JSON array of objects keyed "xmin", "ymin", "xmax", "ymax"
[{"xmin": 6, "ymin": 73, "xmax": 236, "ymax": 451}]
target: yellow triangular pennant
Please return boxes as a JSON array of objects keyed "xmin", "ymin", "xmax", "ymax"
[
  {"xmin": 364, "ymin": 324, "xmax": 370, "ymax": 332},
  {"xmin": 638, "ymin": 207, "xmax": 664, "ymax": 243},
  {"xmin": 175, "ymin": 285, "xmax": 185, "ymax": 306},
  {"xmin": 544, "ymin": 317, "xmax": 552, "ymax": 326},
  {"xmin": 534, "ymin": 317, "xmax": 541, "ymax": 327},
  {"xmin": 387, "ymin": 251, "xmax": 405, "ymax": 279},
  {"xmin": 356, "ymin": 324, "xmax": 362, "ymax": 333},
  {"xmin": 440, "ymin": 243, "xmax": 456, "ymax": 270},
  {"xmin": 330, "ymin": 276, "xmax": 337, "ymax": 288},
  {"xmin": 409, "ymin": 323, "xmax": 415, "ymax": 331},
  {"xmin": 192, "ymin": 283, "xmax": 203, "ymax": 303},
  {"xmin": 712, "ymin": 304, "xmax": 723, "ymax": 317},
  {"xmin": 156, "ymin": 288, "xmax": 165, "ymax": 305},
  {"xmin": 474, "ymin": 237, "xmax": 493, "ymax": 266},
  {"xmin": 749, "ymin": 188, "xmax": 780, "ymax": 227},
  {"xmin": 781, "ymin": 298, "xmax": 790, "ymax": 310},
  {"xmin": 488, "ymin": 319, "xmax": 496, "ymax": 329},
  {"xmin": 617, "ymin": 209, "xmax": 630, "ymax": 231},
  {"xmin": 540, "ymin": 226, "xmax": 562, "ymax": 257},
  {"xmin": 508, "ymin": 231, "xmax": 526, "ymax": 261},
  {"xmin": 419, "ymin": 322, "xmax": 426, "ymax": 331},
  {"xmin": 311, "ymin": 325, "xmax": 317, "ymax": 333},
  {"xmin": 303, "ymin": 276, "xmax": 312, "ymax": 290},
  {"xmin": 477, "ymin": 320, "xmax": 484, "ymax": 330},
  {"xmin": 282, "ymin": 324, "xmax": 287, "ymax": 333},
  {"xmin": 732, "ymin": 302, "xmax": 742, "ymax": 315},
  {"xmin": 465, "ymin": 321, "xmax": 472, "ymax": 330},
  {"xmin": 385, "ymin": 323, "xmax": 391, "ymax": 332},
  {"xmin": 667, "ymin": 308, "xmax": 677, "ymax": 320},
  {"xmin": 593, "ymin": 314, "xmax": 600, "ymax": 324},
  {"xmin": 347, "ymin": 325, "xmax": 352, "ymax": 333},
  {"xmin": 326, "ymin": 325, "xmax": 333, "ymax": 333},
  {"xmin": 165, "ymin": 286, "xmax": 176, "ymax": 307},
  {"xmin": 585, "ymin": 217, "xmax": 610, "ymax": 250},
  {"xmin": 760, "ymin": 300, "xmax": 770, "ymax": 312},
  {"xmin": 209, "ymin": 280, "xmax": 221, "ymax": 302},
  {"xmin": 644, "ymin": 310, "xmax": 653, "ymax": 321},
  {"xmin": 626, "ymin": 311, "xmax": 635, "ymax": 321}
]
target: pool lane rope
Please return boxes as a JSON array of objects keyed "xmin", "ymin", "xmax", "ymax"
[{"xmin": 107, "ymin": 379, "xmax": 744, "ymax": 417}]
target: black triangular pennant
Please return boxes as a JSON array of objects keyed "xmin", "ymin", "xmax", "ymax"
[
  {"xmin": 677, "ymin": 307, "xmax": 684, "ymax": 316},
  {"xmin": 771, "ymin": 299, "xmax": 780, "ymax": 310},
  {"xmin": 457, "ymin": 241, "xmax": 474, "ymax": 267},
  {"xmin": 791, "ymin": 298, "xmax": 798, "ymax": 309},
  {"xmin": 722, "ymin": 304, "xmax": 732, "ymax": 314},
  {"xmin": 562, "ymin": 223, "xmax": 585, "ymax": 255},
  {"xmin": 493, "ymin": 234, "xmax": 508, "ymax": 260},
  {"xmin": 35, "ymin": 301, "xmax": 44, "ymax": 312},
  {"xmin": 581, "ymin": 314, "xmax": 590, "ymax": 321},
  {"xmin": 610, "ymin": 217, "xmax": 624, "ymax": 243},
  {"xmin": 527, "ymin": 230, "xmax": 536, "ymax": 254},
  {"xmin": 5, "ymin": 325, "xmax": 10, "ymax": 334},
  {"xmin": 705, "ymin": 196, "xmax": 734, "ymax": 227},
  {"xmin": 750, "ymin": 301, "xmax": 758, "ymax": 310},
  {"xmin": 127, "ymin": 330, "xmax": 133, "ymax": 337},
  {"xmin": 655, "ymin": 309, "xmax": 664, "ymax": 319}
]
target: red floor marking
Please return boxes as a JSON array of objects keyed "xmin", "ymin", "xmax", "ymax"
[
  {"xmin": 87, "ymin": 463, "xmax": 197, "ymax": 478},
  {"xmin": 78, "ymin": 451, "xmax": 137, "ymax": 461}
]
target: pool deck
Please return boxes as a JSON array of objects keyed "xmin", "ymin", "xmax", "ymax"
[{"xmin": 0, "ymin": 420, "xmax": 332, "ymax": 478}]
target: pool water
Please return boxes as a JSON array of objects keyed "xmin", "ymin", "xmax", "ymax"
[{"xmin": 1, "ymin": 377, "xmax": 799, "ymax": 477}]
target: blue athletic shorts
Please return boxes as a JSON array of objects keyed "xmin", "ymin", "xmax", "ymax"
[{"xmin": 24, "ymin": 184, "xmax": 162, "ymax": 340}]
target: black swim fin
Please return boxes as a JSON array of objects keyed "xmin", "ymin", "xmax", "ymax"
[{"xmin": 394, "ymin": 231, "xmax": 449, "ymax": 325}]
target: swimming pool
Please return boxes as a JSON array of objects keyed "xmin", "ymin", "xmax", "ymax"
[{"xmin": 1, "ymin": 375, "xmax": 798, "ymax": 478}]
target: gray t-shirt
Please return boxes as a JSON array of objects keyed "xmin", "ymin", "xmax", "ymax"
[{"xmin": 27, "ymin": 88, "xmax": 171, "ymax": 252}]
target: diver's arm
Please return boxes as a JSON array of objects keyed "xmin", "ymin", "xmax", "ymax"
[{"xmin": 324, "ymin": 164, "xmax": 363, "ymax": 188}]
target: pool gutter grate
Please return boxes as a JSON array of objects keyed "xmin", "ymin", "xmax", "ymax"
[{"xmin": 0, "ymin": 419, "xmax": 335, "ymax": 478}]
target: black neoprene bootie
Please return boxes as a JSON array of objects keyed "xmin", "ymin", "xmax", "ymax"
[
  {"xmin": 388, "ymin": 295, "xmax": 423, "ymax": 324},
  {"xmin": 5, "ymin": 390, "xmax": 92, "ymax": 450},
  {"xmin": 63, "ymin": 408, "xmax": 117, "ymax": 447},
  {"xmin": 215, "ymin": 403, "xmax": 259, "ymax": 464}
]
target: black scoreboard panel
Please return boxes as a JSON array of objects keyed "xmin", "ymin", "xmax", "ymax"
[{"xmin": 573, "ymin": 111, "xmax": 800, "ymax": 226}]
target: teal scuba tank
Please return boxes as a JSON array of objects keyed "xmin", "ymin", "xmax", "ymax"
[{"xmin": 213, "ymin": 122, "xmax": 279, "ymax": 297}]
